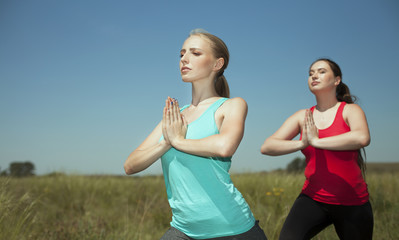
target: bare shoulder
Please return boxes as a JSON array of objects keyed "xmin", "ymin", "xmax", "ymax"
[
  {"xmin": 343, "ymin": 103, "xmax": 367, "ymax": 125},
  {"xmin": 344, "ymin": 103, "xmax": 363, "ymax": 111},
  {"xmin": 343, "ymin": 103, "xmax": 366, "ymax": 116},
  {"xmin": 220, "ymin": 97, "xmax": 247, "ymax": 112},
  {"xmin": 225, "ymin": 97, "xmax": 247, "ymax": 107},
  {"xmin": 216, "ymin": 97, "xmax": 247, "ymax": 120},
  {"xmin": 291, "ymin": 108, "xmax": 307, "ymax": 120},
  {"xmin": 295, "ymin": 108, "xmax": 307, "ymax": 115}
]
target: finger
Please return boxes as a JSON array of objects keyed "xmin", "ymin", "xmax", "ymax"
[
  {"xmin": 169, "ymin": 96, "xmax": 174, "ymax": 112},
  {"xmin": 166, "ymin": 103, "xmax": 171, "ymax": 126},
  {"xmin": 163, "ymin": 106, "xmax": 169, "ymax": 127},
  {"xmin": 308, "ymin": 110, "xmax": 314, "ymax": 126},
  {"xmin": 304, "ymin": 109, "xmax": 310, "ymax": 128},
  {"xmin": 163, "ymin": 106, "xmax": 166, "ymax": 122},
  {"xmin": 168, "ymin": 97, "xmax": 176, "ymax": 122},
  {"xmin": 181, "ymin": 113, "xmax": 187, "ymax": 126},
  {"xmin": 310, "ymin": 111, "xmax": 315, "ymax": 126},
  {"xmin": 165, "ymin": 97, "xmax": 171, "ymax": 122},
  {"xmin": 303, "ymin": 116, "xmax": 309, "ymax": 131},
  {"xmin": 171, "ymin": 98, "xmax": 178, "ymax": 122},
  {"xmin": 174, "ymin": 99, "xmax": 181, "ymax": 123},
  {"xmin": 302, "ymin": 124, "xmax": 307, "ymax": 140},
  {"xmin": 307, "ymin": 110, "xmax": 312, "ymax": 127},
  {"xmin": 162, "ymin": 107, "xmax": 168, "ymax": 139},
  {"xmin": 306, "ymin": 109, "xmax": 310, "ymax": 121}
]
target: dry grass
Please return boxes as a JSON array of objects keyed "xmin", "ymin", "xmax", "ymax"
[{"xmin": 1, "ymin": 164, "xmax": 398, "ymax": 240}]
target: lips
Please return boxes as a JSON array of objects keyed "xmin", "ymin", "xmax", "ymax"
[
  {"xmin": 181, "ymin": 66, "xmax": 191, "ymax": 73},
  {"xmin": 311, "ymin": 82, "xmax": 319, "ymax": 86}
]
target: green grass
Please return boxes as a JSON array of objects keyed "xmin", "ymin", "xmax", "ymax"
[{"xmin": 1, "ymin": 166, "xmax": 398, "ymax": 239}]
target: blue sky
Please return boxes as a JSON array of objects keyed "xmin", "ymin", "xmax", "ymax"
[{"xmin": 1, "ymin": 0, "xmax": 398, "ymax": 175}]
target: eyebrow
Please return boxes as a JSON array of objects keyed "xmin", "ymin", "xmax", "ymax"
[
  {"xmin": 309, "ymin": 67, "xmax": 327, "ymax": 72},
  {"xmin": 180, "ymin": 48, "xmax": 204, "ymax": 53}
]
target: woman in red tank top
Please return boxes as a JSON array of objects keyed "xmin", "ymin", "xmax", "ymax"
[{"xmin": 261, "ymin": 59, "xmax": 373, "ymax": 240}]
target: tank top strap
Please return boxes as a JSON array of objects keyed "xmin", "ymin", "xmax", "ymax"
[
  {"xmin": 208, "ymin": 98, "xmax": 229, "ymax": 113},
  {"xmin": 336, "ymin": 101, "xmax": 346, "ymax": 117},
  {"xmin": 180, "ymin": 98, "xmax": 228, "ymax": 113},
  {"xmin": 310, "ymin": 105, "xmax": 316, "ymax": 112},
  {"xmin": 180, "ymin": 104, "xmax": 190, "ymax": 112}
]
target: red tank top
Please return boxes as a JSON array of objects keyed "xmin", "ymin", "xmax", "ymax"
[{"xmin": 300, "ymin": 102, "xmax": 369, "ymax": 205}]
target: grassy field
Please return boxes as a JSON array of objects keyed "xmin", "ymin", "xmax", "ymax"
[{"xmin": 1, "ymin": 163, "xmax": 398, "ymax": 240}]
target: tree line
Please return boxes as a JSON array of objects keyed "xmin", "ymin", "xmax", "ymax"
[
  {"xmin": 0, "ymin": 158, "xmax": 306, "ymax": 177},
  {"xmin": 1, "ymin": 161, "xmax": 35, "ymax": 177}
]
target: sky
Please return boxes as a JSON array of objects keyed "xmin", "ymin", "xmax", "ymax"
[{"xmin": 0, "ymin": 0, "xmax": 398, "ymax": 176}]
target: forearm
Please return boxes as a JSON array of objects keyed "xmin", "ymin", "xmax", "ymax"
[
  {"xmin": 124, "ymin": 141, "xmax": 171, "ymax": 175},
  {"xmin": 261, "ymin": 138, "xmax": 305, "ymax": 156},
  {"xmin": 310, "ymin": 131, "xmax": 370, "ymax": 150},
  {"xmin": 172, "ymin": 134, "xmax": 239, "ymax": 158}
]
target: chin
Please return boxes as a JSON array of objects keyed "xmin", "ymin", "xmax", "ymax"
[
  {"xmin": 181, "ymin": 76, "xmax": 193, "ymax": 83},
  {"xmin": 308, "ymin": 86, "xmax": 318, "ymax": 94}
]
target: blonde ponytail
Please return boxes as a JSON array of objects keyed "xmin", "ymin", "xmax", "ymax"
[{"xmin": 215, "ymin": 74, "xmax": 230, "ymax": 98}]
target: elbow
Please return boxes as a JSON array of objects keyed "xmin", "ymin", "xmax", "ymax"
[
  {"xmin": 124, "ymin": 161, "xmax": 139, "ymax": 175},
  {"xmin": 124, "ymin": 163, "xmax": 134, "ymax": 175},
  {"xmin": 261, "ymin": 147, "xmax": 278, "ymax": 156},
  {"xmin": 218, "ymin": 147, "xmax": 235, "ymax": 158},
  {"xmin": 260, "ymin": 145, "xmax": 269, "ymax": 155},
  {"xmin": 217, "ymin": 142, "xmax": 237, "ymax": 158},
  {"xmin": 359, "ymin": 135, "xmax": 371, "ymax": 148},
  {"xmin": 260, "ymin": 140, "xmax": 276, "ymax": 156}
]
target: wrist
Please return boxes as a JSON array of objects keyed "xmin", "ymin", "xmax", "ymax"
[
  {"xmin": 309, "ymin": 138, "xmax": 320, "ymax": 148},
  {"xmin": 160, "ymin": 139, "xmax": 172, "ymax": 150},
  {"xmin": 299, "ymin": 139, "xmax": 308, "ymax": 150},
  {"xmin": 170, "ymin": 136, "xmax": 184, "ymax": 149}
]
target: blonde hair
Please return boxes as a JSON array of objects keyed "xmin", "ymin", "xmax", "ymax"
[{"xmin": 189, "ymin": 29, "xmax": 230, "ymax": 98}]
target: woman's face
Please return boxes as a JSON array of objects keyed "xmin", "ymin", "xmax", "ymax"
[
  {"xmin": 308, "ymin": 61, "xmax": 340, "ymax": 93},
  {"xmin": 179, "ymin": 35, "xmax": 219, "ymax": 83}
]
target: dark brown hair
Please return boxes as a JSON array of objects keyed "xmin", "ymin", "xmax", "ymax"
[{"xmin": 311, "ymin": 58, "xmax": 357, "ymax": 103}]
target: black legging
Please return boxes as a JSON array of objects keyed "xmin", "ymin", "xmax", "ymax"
[{"xmin": 279, "ymin": 194, "xmax": 373, "ymax": 240}]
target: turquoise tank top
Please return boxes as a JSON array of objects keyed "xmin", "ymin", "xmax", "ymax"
[{"xmin": 161, "ymin": 98, "xmax": 255, "ymax": 239}]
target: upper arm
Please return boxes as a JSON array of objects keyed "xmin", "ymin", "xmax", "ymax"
[
  {"xmin": 216, "ymin": 97, "xmax": 248, "ymax": 149},
  {"xmin": 344, "ymin": 104, "xmax": 370, "ymax": 144},
  {"xmin": 268, "ymin": 109, "xmax": 305, "ymax": 140}
]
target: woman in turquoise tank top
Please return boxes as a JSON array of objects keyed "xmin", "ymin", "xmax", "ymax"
[{"xmin": 124, "ymin": 29, "xmax": 267, "ymax": 240}]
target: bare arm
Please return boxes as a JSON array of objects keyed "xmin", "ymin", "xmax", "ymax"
[
  {"xmin": 261, "ymin": 109, "xmax": 308, "ymax": 156},
  {"xmin": 124, "ymin": 120, "xmax": 171, "ymax": 175},
  {"xmin": 306, "ymin": 104, "xmax": 370, "ymax": 150},
  {"xmin": 164, "ymin": 97, "xmax": 247, "ymax": 158}
]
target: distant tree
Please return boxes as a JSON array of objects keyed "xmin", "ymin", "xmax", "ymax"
[
  {"xmin": 286, "ymin": 157, "xmax": 306, "ymax": 173},
  {"xmin": 0, "ymin": 167, "xmax": 8, "ymax": 176},
  {"xmin": 9, "ymin": 161, "xmax": 35, "ymax": 177}
]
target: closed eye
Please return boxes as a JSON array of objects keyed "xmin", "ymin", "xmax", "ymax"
[{"xmin": 180, "ymin": 50, "xmax": 186, "ymax": 58}]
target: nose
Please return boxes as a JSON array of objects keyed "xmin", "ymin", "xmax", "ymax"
[
  {"xmin": 180, "ymin": 53, "xmax": 188, "ymax": 64},
  {"xmin": 312, "ymin": 72, "xmax": 318, "ymax": 80}
]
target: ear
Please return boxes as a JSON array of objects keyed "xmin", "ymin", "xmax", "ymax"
[
  {"xmin": 213, "ymin": 58, "xmax": 224, "ymax": 71},
  {"xmin": 334, "ymin": 76, "xmax": 341, "ymax": 86}
]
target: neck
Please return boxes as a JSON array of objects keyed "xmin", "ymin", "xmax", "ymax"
[
  {"xmin": 191, "ymin": 80, "xmax": 219, "ymax": 106},
  {"xmin": 315, "ymin": 92, "xmax": 339, "ymax": 112}
]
